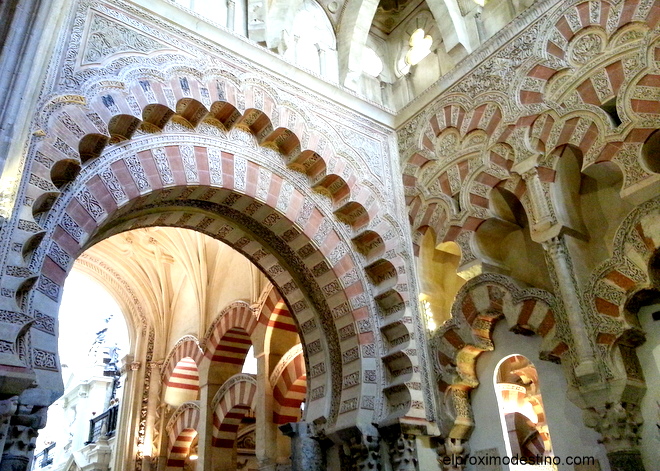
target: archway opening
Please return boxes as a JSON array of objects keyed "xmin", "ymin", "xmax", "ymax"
[
  {"xmin": 494, "ymin": 354, "xmax": 555, "ymax": 468},
  {"xmin": 33, "ymin": 270, "xmax": 129, "ymax": 467}
]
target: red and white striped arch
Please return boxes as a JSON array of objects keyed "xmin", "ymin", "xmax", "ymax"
[
  {"xmin": 166, "ymin": 402, "xmax": 200, "ymax": 470},
  {"xmin": 166, "ymin": 429, "xmax": 197, "ymax": 470},
  {"xmin": 267, "ymin": 300, "xmax": 297, "ymax": 334},
  {"xmin": 204, "ymin": 301, "xmax": 257, "ymax": 366},
  {"xmin": 164, "ymin": 357, "xmax": 200, "ymax": 406},
  {"xmin": 162, "ymin": 336, "xmax": 204, "ymax": 383},
  {"xmin": 211, "ymin": 374, "xmax": 257, "ymax": 448},
  {"xmin": 161, "ymin": 336, "xmax": 203, "ymax": 406},
  {"xmin": 20, "ymin": 45, "xmax": 412, "ymax": 426},
  {"xmin": 270, "ymin": 347, "xmax": 306, "ymax": 424}
]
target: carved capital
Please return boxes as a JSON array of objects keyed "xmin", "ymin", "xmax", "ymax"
[
  {"xmin": 584, "ymin": 402, "xmax": 643, "ymax": 453},
  {"xmin": 386, "ymin": 432, "xmax": 417, "ymax": 471},
  {"xmin": 0, "ymin": 402, "xmax": 48, "ymax": 471},
  {"xmin": 436, "ymin": 437, "xmax": 469, "ymax": 471},
  {"xmin": 348, "ymin": 434, "xmax": 381, "ymax": 471}
]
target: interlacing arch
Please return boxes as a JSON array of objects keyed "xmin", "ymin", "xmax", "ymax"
[
  {"xmin": 405, "ymin": 121, "xmax": 519, "ymax": 267},
  {"xmin": 430, "ymin": 273, "xmax": 561, "ymax": 439},
  {"xmin": 514, "ymin": 0, "xmax": 660, "ymax": 109},
  {"xmin": 527, "ymin": 110, "xmax": 609, "ymax": 167},
  {"xmin": 586, "ymin": 197, "xmax": 660, "ymax": 355}
]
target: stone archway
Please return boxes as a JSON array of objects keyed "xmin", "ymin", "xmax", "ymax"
[{"xmin": 28, "ymin": 130, "xmax": 399, "ymax": 436}]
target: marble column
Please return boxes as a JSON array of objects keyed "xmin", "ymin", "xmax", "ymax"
[
  {"xmin": 254, "ymin": 351, "xmax": 278, "ymax": 470},
  {"xmin": 279, "ymin": 422, "xmax": 325, "ymax": 471},
  {"xmin": 386, "ymin": 432, "xmax": 418, "ymax": 471},
  {"xmin": 226, "ymin": 0, "xmax": 235, "ymax": 31}
]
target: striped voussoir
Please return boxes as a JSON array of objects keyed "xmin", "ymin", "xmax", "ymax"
[
  {"xmin": 271, "ymin": 348, "xmax": 306, "ymax": 424},
  {"xmin": 211, "ymin": 375, "xmax": 257, "ymax": 448},
  {"xmin": 162, "ymin": 336, "xmax": 204, "ymax": 383},
  {"xmin": 205, "ymin": 301, "xmax": 257, "ymax": 365},
  {"xmin": 166, "ymin": 402, "xmax": 200, "ymax": 470},
  {"xmin": 167, "ymin": 357, "xmax": 200, "ymax": 391}
]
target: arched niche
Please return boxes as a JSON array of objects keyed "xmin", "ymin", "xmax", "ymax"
[
  {"xmin": 278, "ymin": 0, "xmax": 337, "ymax": 80},
  {"xmin": 417, "ymin": 228, "xmax": 465, "ymax": 329},
  {"xmin": 554, "ymin": 144, "xmax": 634, "ymax": 274},
  {"xmin": 477, "ymin": 186, "xmax": 551, "ymax": 291}
]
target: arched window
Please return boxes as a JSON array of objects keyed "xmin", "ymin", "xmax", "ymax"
[
  {"xmin": 281, "ymin": 0, "xmax": 337, "ymax": 79},
  {"xmin": 494, "ymin": 354, "xmax": 556, "ymax": 469}
]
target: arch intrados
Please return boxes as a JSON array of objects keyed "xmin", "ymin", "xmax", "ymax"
[
  {"xmin": 162, "ymin": 336, "xmax": 204, "ymax": 383},
  {"xmin": 167, "ymin": 428, "xmax": 198, "ymax": 469},
  {"xmin": 203, "ymin": 301, "xmax": 258, "ymax": 361},
  {"xmin": 264, "ymin": 302, "xmax": 299, "ymax": 365},
  {"xmin": 211, "ymin": 374, "xmax": 257, "ymax": 448},
  {"xmin": 66, "ymin": 257, "xmax": 141, "ymax": 355},
  {"xmin": 210, "ymin": 326, "xmax": 254, "ymax": 372},
  {"xmin": 53, "ymin": 187, "xmax": 343, "ymax": 423}
]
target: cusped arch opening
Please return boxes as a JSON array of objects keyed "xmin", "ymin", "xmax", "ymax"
[
  {"xmin": 142, "ymin": 103, "xmax": 175, "ymax": 130},
  {"xmin": 79, "ymin": 133, "xmax": 109, "ymax": 163},
  {"xmin": 176, "ymin": 98, "xmax": 209, "ymax": 127},
  {"xmin": 261, "ymin": 127, "xmax": 301, "ymax": 156},
  {"xmin": 107, "ymin": 114, "xmax": 142, "ymax": 142},
  {"xmin": 207, "ymin": 101, "xmax": 241, "ymax": 131},
  {"xmin": 418, "ymin": 230, "xmax": 465, "ymax": 330},
  {"xmin": 287, "ymin": 150, "xmax": 327, "ymax": 177},
  {"xmin": 479, "ymin": 186, "xmax": 551, "ymax": 291},
  {"xmin": 50, "ymin": 159, "xmax": 81, "ymax": 189}
]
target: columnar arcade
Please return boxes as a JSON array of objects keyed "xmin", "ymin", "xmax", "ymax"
[{"xmin": 0, "ymin": 0, "xmax": 658, "ymax": 470}]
